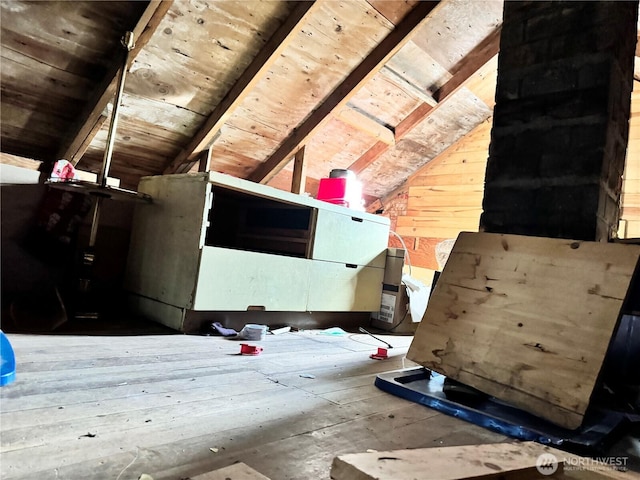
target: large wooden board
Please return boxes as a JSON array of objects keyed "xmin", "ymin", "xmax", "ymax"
[
  {"xmin": 407, "ymin": 232, "xmax": 640, "ymax": 429},
  {"xmin": 193, "ymin": 462, "xmax": 270, "ymax": 480},
  {"xmin": 331, "ymin": 442, "xmax": 561, "ymax": 480},
  {"xmin": 331, "ymin": 442, "xmax": 629, "ymax": 480}
]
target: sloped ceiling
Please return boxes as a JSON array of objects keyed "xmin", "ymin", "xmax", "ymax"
[{"xmin": 0, "ymin": 0, "xmax": 503, "ymax": 205}]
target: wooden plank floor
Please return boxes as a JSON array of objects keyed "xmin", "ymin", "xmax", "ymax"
[
  {"xmin": 3, "ymin": 328, "xmax": 639, "ymax": 480},
  {"xmin": 0, "ymin": 329, "xmax": 511, "ymax": 480}
]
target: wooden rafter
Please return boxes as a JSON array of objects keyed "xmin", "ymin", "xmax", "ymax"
[
  {"xmin": 432, "ymin": 27, "xmax": 502, "ymax": 102},
  {"xmin": 163, "ymin": 1, "xmax": 322, "ymax": 175},
  {"xmin": 291, "ymin": 146, "xmax": 307, "ymax": 194},
  {"xmin": 198, "ymin": 148, "xmax": 212, "ymax": 173},
  {"xmin": 248, "ymin": 1, "xmax": 441, "ymax": 185},
  {"xmin": 379, "ymin": 65, "xmax": 438, "ymax": 107},
  {"xmin": 333, "ymin": 106, "xmax": 395, "ymax": 145},
  {"xmin": 348, "ymin": 26, "xmax": 501, "ymax": 175},
  {"xmin": 57, "ymin": 1, "xmax": 173, "ymax": 165}
]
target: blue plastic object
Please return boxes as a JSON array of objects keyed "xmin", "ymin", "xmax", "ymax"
[
  {"xmin": 375, "ymin": 368, "xmax": 634, "ymax": 455},
  {"xmin": 1, "ymin": 330, "xmax": 16, "ymax": 386}
]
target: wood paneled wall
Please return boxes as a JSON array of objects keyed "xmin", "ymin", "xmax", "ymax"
[
  {"xmin": 621, "ymin": 79, "xmax": 640, "ymax": 238},
  {"xmin": 397, "ymin": 119, "xmax": 490, "ymax": 240},
  {"xmin": 380, "ymin": 78, "xmax": 640, "ymax": 281},
  {"xmin": 380, "ymin": 119, "xmax": 492, "ymax": 276}
]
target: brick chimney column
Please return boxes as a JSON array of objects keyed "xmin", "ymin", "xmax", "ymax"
[{"xmin": 481, "ymin": 1, "xmax": 638, "ymax": 241}]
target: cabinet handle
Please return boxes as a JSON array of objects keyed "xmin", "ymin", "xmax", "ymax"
[
  {"xmin": 351, "ymin": 216, "xmax": 363, "ymax": 222},
  {"xmin": 346, "ymin": 263, "xmax": 357, "ymax": 269}
]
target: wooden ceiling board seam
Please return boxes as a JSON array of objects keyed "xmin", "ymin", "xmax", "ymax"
[
  {"xmin": 127, "ymin": 1, "xmax": 296, "ymax": 117},
  {"xmin": 90, "ymin": 116, "xmax": 200, "ymax": 146},
  {"xmin": 348, "ymin": 71, "xmax": 424, "ymax": 126},
  {"xmin": 378, "ymin": 65, "xmax": 438, "ymax": 106},
  {"xmin": 1, "ymin": 102, "xmax": 80, "ymax": 140},
  {"xmin": 433, "ymin": 27, "xmax": 501, "ymax": 102},
  {"xmin": 80, "ymin": 150, "xmax": 171, "ymax": 172},
  {"xmin": 0, "ymin": 88, "xmax": 85, "ymax": 124},
  {"xmin": 116, "ymin": 94, "xmax": 205, "ymax": 133},
  {"xmin": 126, "ymin": 47, "xmax": 239, "ymax": 117},
  {"xmin": 1, "ymin": 1, "xmax": 520, "ymax": 208},
  {"xmin": 86, "ymin": 128, "xmax": 194, "ymax": 160},
  {"xmin": 180, "ymin": 0, "xmax": 398, "ymax": 177},
  {"xmin": 464, "ymin": 56, "xmax": 499, "ymax": 109},
  {"xmin": 349, "ymin": 140, "xmax": 392, "ymax": 175},
  {"xmin": 84, "ymin": 142, "xmax": 183, "ymax": 168},
  {"xmin": 358, "ymin": 90, "xmax": 491, "ymax": 198},
  {"xmin": 0, "ymin": 132, "xmax": 59, "ymax": 161},
  {"xmin": 0, "ymin": 9, "xmax": 124, "ymax": 76},
  {"xmin": 347, "ymin": 26, "xmax": 499, "ymax": 182},
  {"xmin": 333, "ymin": 106, "xmax": 395, "ymax": 145},
  {"xmin": 302, "ymin": 118, "xmax": 377, "ymax": 180},
  {"xmin": 0, "ymin": 48, "xmax": 97, "ymax": 102},
  {"xmin": 60, "ymin": 0, "xmax": 174, "ymax": 166},
  {"xmin": 384, "ymin": 42, "xmax": 452, "ymax": 96},
  {"xmin": 163, "ymin": 0, "xmax": 322, "ymax": 175},
  {"xmin": 198, "ymin": 0, "xmax": 400, "ymax": 177},
  {"xmin": 223, "ymin": 102, "xmax": 300, "ymax": 141},
  {"xmin": 347, "ymin": 101, "xmax": 434, "ymax": 175},
  {"xmin": 410, "ymin": 0, "xmax": 503, "ymax": 73},
  {"xmin": 204, "ymin": 123, "xmax": 282, "ymax": 168},
  {"xmin": 366, "ymin": 0, "xmax": 421, "ymax": 26},
  {"xmin": 248, "ymin": 0, "xmax": 442, "ymax": 184}
]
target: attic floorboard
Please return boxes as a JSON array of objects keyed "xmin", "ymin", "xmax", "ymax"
[
  {"xmin": 0, "ymin": 329, "xmax": 512, "ymax": 480},
  {"xmin": 4, "ymin": 320, "xmax": 640, "ymax": 479}
]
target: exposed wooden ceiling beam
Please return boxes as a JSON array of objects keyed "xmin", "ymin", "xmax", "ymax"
[
  {"xmin": 248, "ymin": 1, "xmax": 441, "ymax": 185},
  {"xmin": 348, "ymin": 26, "xmax": 501, "ymax": 175},
  {"xmin": 394, "ymin": 101, "xmax": 436, "ymax": 140},
  {"xmin": 333, "ymin": 106, "xmax": 395, "ymax": 145},
  {"xmin": 163, "ymin": 1, "xmax": 322, "ymax": 175},
  {"xmin": 379, "ymin": 65, "xmax": 438, "ymax": 107},
  {"xmin": 57, "ymin": 1, "xmax": 173, "ymax": 165},
  {"xmin": 198, "ymin": 148, "xmax": 212, "ymax": 173},
  {"xmin": 349, "ymin": 139, "xmax": 394, "ymax": 175},
  {"xmin": 291, "ymin": 145, "xmax": 307, "ymax": 194},
  {"xmin": 432, "ymin": 27, "xmax": 502, "ymax": 102},
  {"xmin": 350, "ymin": 102, "xmax": 432, "ymax": 174}
]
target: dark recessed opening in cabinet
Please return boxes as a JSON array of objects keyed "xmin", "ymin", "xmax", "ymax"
[{"xmin": 205, "ymin": 186, "xmax": 316, "ymax": 258}]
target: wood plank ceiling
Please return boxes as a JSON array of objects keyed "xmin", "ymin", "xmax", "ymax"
[{"xmin": 0, "ymin": 0, "xmax": 504, "ymax": 205}]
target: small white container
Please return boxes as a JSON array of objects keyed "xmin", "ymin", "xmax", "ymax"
[{"xmin": 240, "ymin": 324, "xmax": 267, "ymax": 341}]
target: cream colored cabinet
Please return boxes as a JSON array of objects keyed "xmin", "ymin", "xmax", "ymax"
[
  {"xmin": 192, "ymin": 247, "xmax": 311, "ymax": 311},
  {"xmin": 307, "ymin": 261, "xmax": 384, "ymax": 311},
  {"xmin": 313, "ymin": 209, "xmax": 387, "ymax": 268},
  {"xmin": 125, "ymin": 172, "xmax": 390, "ymax": 331}
]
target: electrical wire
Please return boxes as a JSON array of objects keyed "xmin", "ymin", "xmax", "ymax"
[
  {"xmin": 381, "ymin": 307, "xmax": 410, "ymax": 332},
  {"xmin": 115, "ymin": 447, "xmax": 140, "ymax": 480},
  {"xmin": 369, "ymin": 230, "xmax": 413, "ymax": 333},
  {"xmin": 390, "ymin": 229, "xmax": 411, "ymax": 276}
]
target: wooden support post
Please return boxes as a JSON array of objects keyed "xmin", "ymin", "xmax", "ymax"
[
  {"xmin": 291, "ymin": 145, "xmax": 307, "ymax": 194},
  {"xmin": 198, "ymin": 148, "xmax": 212, "ymax": 173}
]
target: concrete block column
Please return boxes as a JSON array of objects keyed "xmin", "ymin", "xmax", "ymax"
[{"xmin": 481, "ymin": 1, "xmax": 638, "ymax": 241}]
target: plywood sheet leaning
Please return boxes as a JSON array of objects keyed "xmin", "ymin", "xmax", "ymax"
[{"xmin": 407, "ymin": 232, "xmax": 640, "ymax": 430}]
